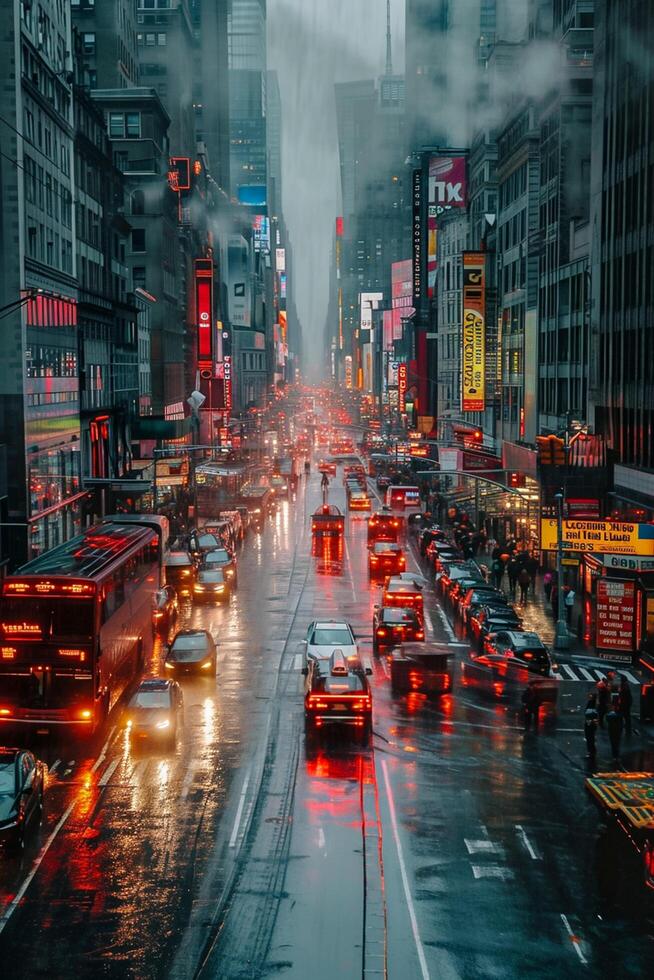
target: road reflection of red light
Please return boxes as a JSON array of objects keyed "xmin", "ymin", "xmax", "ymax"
[{"xmin": 406, "ymin": 691, "xmax": 427, "ymax": 713}]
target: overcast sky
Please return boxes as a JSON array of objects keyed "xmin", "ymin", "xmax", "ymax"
[{"xmin": 268, "ymin": 0, "xmax": 405, "ymax": 348}]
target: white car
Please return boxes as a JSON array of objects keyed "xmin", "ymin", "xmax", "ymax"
[{"xmin": 302, "ymin": 620, "xmax": 357, "ymax": 669}]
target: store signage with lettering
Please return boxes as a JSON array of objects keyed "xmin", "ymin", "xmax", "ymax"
[
  {"xmin": 398, "ymin": 362, "xmax": 407, "ymax": 413},
  {"xmin": 604, "ymin": 554, "xmax": 654, "ymax": 572},
  {"xmin": 412, "ymin": 169, "xmax": 422, "ymax": 306},
  {"xmin": 540, "ymin": 519, "xmax": 654, "ymax": 556},
  {"xmin": 461, "ymin": 252, "xmax": 485, "ymax": 412},
  {"xmin": 223, "ymin": 354, "xmax": 232, "ymax": 413},
  {"xmin": 596, "ymin": 579, "xmax": 635, "ymax": 655}
]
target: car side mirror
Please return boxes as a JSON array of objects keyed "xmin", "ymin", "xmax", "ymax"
[
  {"xmin": 301, "ymin": 639, "xmax": 307, "ymax": 647},
  {"xmin": 365, "ymin": 666, "xmax": 373, "ymax": 676}
]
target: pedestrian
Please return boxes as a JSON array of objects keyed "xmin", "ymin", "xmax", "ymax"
[
  {"xmin": 507, "ymin": 557, "xmax": 520, "ymax": 597},
  {"xmin": 522, "ymin": 682, "xmax": 539, "ymax": 730},
  {"xmin": 564, "ymin": 586, "xmax": 576, "ymax": 626},
  {"xmin": 606, "ymin": 695, "xmax": 624, "ymax": 761},
  {"xmin": 584, "ymin": 693, "xmax": 599, "ymax": 758},
  {"xmin": 526, "ymin": 553, "xmax": 539, "ymax": 595},
  {"xmin": 596, "ymin": 677, "xmax": 610, "ymax": 728},
  {"xmin": 543, "ymin": 570, "xmax": 553, "ymax": 603},
  {"xmin": 618, "ymin": 675, "xmax": 633, "ymax": 735},
  {"xmin": 518, "ymin": 566, "xmax": 531, "ymax": 604},
  {"xmin": 491, "ymin": 556, "xmax": 505, "ymax": 590},
  {"xmin": 550, "ymin": 583, "xmax": 558, "ymax": 618}
]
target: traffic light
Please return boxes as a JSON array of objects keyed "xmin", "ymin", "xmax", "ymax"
[{"xmin": 536, "ymin": 435, "xmax": 553, "ymax": 465}]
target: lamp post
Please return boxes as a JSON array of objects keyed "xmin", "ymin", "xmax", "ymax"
[{"xmin": 554, "ymin": 491, "xmax": 570, "ymax": 650}]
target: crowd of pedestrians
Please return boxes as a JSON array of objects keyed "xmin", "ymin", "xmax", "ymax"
[{"xmin": 584, "ymin": 671, "xmax": 633, "ymax": 761}]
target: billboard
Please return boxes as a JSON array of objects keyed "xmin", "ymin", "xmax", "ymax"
[
  {"xmin": 226, "ymin": 235, "xmax": 251, "ymax": 328},
  {"xmin": 360, "ymin": 292, "xmax": 383, "ymax": 333},
  {"xmin": 391, "ymin": 260, "xmax": 413, "ymax": 307},
  {"xmin": 540, "ymin": 520, "xmax": 654, "ymax": 556},
  {"xmin": 279, "ymin": 310, "xmax": 287, "ymax": 343},
  {"xmin": 412, "ymin": 169, "xmax": 422, "ymax": 306},
  {"xmin": 428, "ymin": 155, "xmax": 467, "ymax": 208},
  {"xmin": 461, "ymin": 252, "xmax": 486, "ymax": 412},
  {"xmin": 194, "ymin": 258, "xmax": 213, "ymax": 369},
  {"xmin": 280, "ymin": 273, "xmax": 287, "ymax": 299},
  {"xmin": 398, "ymin": 362, "xmax": 408, "ymax": 413},
  {"xmin": 336, "ymin": 216, "xmax": 344, "ymax": 237},
  {"xmin": 275, "ymin": 247, "xmax": 286, "ymax": 272},
  {"xmin": 427, "ymin": 209, "xmax": 438, "ymax": 297},
  {"xmin": 596, "ymin": 580, "xmax": 636, "ymax": 655},
  {"xmin": 237, "ymin": 185, "xmax": 267, "ymax": 207},
  {"xmin": 253, "ymin": 214, "xmax": 270, "ymax": 253},
  {"xmin": 344, "ymin": 355, "xmax": 353, "ymax": 389}
]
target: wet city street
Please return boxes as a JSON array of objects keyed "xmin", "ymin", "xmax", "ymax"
[{"xmin": 0, "ymin": 468, "xmax": 652, "ymax": 979}]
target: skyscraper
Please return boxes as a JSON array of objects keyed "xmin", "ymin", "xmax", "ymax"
[{"xmin": 229, "ymin": 0, "xmax": 267, "ymax": 197}]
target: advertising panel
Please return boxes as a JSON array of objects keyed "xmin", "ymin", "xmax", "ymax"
[
  {"xmin": 360, "ymin": 292, "xmax": 383, "ymax": 332},
  {"xmin": 392, "ymin": 260, "xmax": 413, "ymax": 307},
  {"xmin": 412, "ymin": 169, "xmax": 422, "ymax": 307},
  {"xmin": 427, "ymin": 209, "xmax": 438, "ymax": 297},
  {"xmin": 253, "ymin": 214, "xmax": 270, "ymax": 253},
  {"xmin": 194, "ymin": 258, "xmax": 213, "ymax": 368},
  {"xmin": 275, "ymin": 247, "xmax": 286, "ymax": 272},
  {"xmin": 383, "ymin": 310, "xmax": 394, "ymax": 351},
  {"xmin": 237, "ymin": 185, "xmax": 267, "ymax": 207},
  {"xmin": 279, "ymin": 310, "xmax": 287, "ymax": 343},
  {"xmin": 428, "ymin": 155, "xmax": 467, "ymax": 208},
  {"xmin": 540, "ymin": 520, "xmax": 654, "ymax": 556},
  {"xmin": 596, "ymin": 580, "xmax": 636, "ymax": 657},
  {"xmin": 226, "ymin": 235, "xmax": 251, "ymax": 328},
  {"xmin": 280, "ymin": 273, "xmax": 287, "ymax": 299},
  {"xmin": 344, "ymin": 355, "xmax": 353, "ymax": 390},
  {"xmin": 461, "ymin": 252, "xmax": 486, "ymax": 412},
  {"xmin": 223, "ymin": 353, "xmax": 232, "ymax": 414},
  {"xmin": 398, "ymin": 362, "xmax": 408, "ymax": 413}
]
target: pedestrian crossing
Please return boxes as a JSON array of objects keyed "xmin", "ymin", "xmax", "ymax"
[{"xmin": 552, "ymin": 663, "xmax": 640, "ymax": 684}]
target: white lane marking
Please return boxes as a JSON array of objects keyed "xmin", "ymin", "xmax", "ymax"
[
  {"xmin": 229, "ymin": 766, "xmax": 252, "ymax": 849},
  {"xmin": 579, "ymin": 667, "xmax": 594, "ymax": 681},
  {"xmin": 560, "ymin": 664, "xmax": 578, "ymax": 680},
  {"xmin": 292, "ymin": 652, "xmax": 303, "ymax": 671},
  {"xmin": 423, "ymin": 608, "xmax": 434, "ymax": 634},
  {"xmin": 180, "ymin": 762, "xmax": 200, "ymax": 801},
  {"xmin": 98, "ymin": 757, "xmax": 120, "ymax": 788},
  {"xmin": 515, "ymin": 825, "xmax": 540, "ymax": 860},
  {"xmin": 317, "ymin": 827, "xmax": 326, "ymax": 850},
  {"xmin": 0, "ymin": 799, "xmax": 76, "ymax": 936},
  {"xmin": 131, "ymin": 758, "xmax": 149, "ymax": 783},
  {"xmin": 471, "ymin": 865, "xmax": 513, "ymax": 880},
  {"xmin": 464, "ymin": 839, "xmax": 502, "ymax": 855},
  {"xmin": 381, "ymin": 759, "xmax": 431, "ymax": 980},
  {"xmin": 560, "ymin": 913, "xmax": 588, "ymax": 965},
  {"xmin": 49, "ymin": 759, "xmax": 60, "ymax": 774},
  {"xmin": 380, "ymin": 657, "xmax": 391, "ymax": 680},
  {"xmin": 621, "ymin": 670, "xmax": 639, "ymax": 684},
  {"xmin": 343, "ymin": 536, "xmax": 358, "ymax": 603},
  {"xmin": 91, "ymin": 725, "xmax": 116, "ymax": 773},
  {"xmin": 435, "ymin": 604, "xmax": 456, "ymax": 642}
]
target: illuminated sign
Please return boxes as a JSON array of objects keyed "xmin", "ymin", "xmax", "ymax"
[
  {"xmin": 596, "ymin": 580, "xmax": 635, "ymax": 653},
  {"xmin": 168, "ymin": 157, "xmax": 191, "ymax": 191},
  {"xmin": 412, "ymin": 169, "xmax": 422, "ymax": 306},
  {"xmin": 223, "ymin": 354, "xmax": 232, "ymax": 414},
  {"xmin": 540, "ymin": 520, "xmax": 654, "ymax": 556},
  {"xmin": 428, "ymin": 155, "xmax": 467, "ymax": 208},
  {"xmin": 195, "ymin": 258, "xmax": 213, "ymax": 368},
  {"xmin": 398, "ymin": 362, "xmax": 408, "ymax": 413},
  {"xmin": 275, "ymin": 248, "xmax": 286, "ymax": 272},
  {"xmin": 461, "ymin": 252, "xmax": 486, "ymax": 412},
  {"xmin": 1, "ymin": 647, "xmax": 16, "ymax": 659},
  {"xmin": 344, "ymin": 355, "xmax": 353, "ymax": 390}
]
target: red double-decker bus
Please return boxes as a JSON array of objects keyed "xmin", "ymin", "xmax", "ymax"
[{"xmin": 0, "ymin": 521, "xmax": 162, "ymax": 734}]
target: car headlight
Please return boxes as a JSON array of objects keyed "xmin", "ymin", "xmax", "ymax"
[
  {"xmin": 155, "ymin": 719, "xmax": 170, "ymax": 730},
  {"xmin": 164, "ymin": 661, "xmax": 175, "ymax": 669},
  {"xmin": 200, "ymin": 660, "xmax": 213, "ymax": 669},
  {"xmin": 194, "ymin": 585, "xmax": 204, "ymax": 591},
  {"xmin": 225, "ymin": 569, "xmax": 235, "ymax": 577}
]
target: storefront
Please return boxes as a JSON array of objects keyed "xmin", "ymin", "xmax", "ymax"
[{"xmin": 579, "ymin": 553, "xmax": 654, "ymax": 664}]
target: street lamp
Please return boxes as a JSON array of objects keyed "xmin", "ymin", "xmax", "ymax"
[{"xmin": 554, "ymin": 491, "xmax": 570, "ymax": 650}]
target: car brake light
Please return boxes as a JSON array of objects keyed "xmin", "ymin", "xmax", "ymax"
[
  {"xmin": 0, "ymin": 708, "xmax": 11, "ymax": 716},
  {"xmin": 415, "ymin": 631, "xmax": 424, "ymax": 639},
  {"xmin": 377, "ymin": 628, "xmax": 387, "ymax": 637}
]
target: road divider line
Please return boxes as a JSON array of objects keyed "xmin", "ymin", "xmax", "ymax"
[
  {"xmin": 98, "ymin": 757, "xmax": 119, "ymax": 788},
  {"xmin": 180, "ymin": 761, "xmax": 200, "ymax": 801},
  {"xmin": 229, "ymin": 766, "xmax": 251, "ymax": 849},
  {"xmin": 292, "ymin": 652, "xmax": 303, "ymax": 671},
  {"xmin": 343, "ymin": 536, "xmax": 358, "ymax": 603},
  {"xmin": 0, "ymin": 799, "xmax": 76, "ymax": 936},
  {"xmin": 560, "ymin": 913, "xmax": 588, "ymax": 965},
  {"xmin": 381, "ymin": 759, "xmax": 431, "ymax": 980},
  {"xmin": 515, "ymin": 825, "xmax": 540, "ymax": 860},
  {"xmin": 91, "ymin": 725, "xmax": 116, "ymax": 773},
  {"xmin": 435, "ymin": 604, "xmax": 456, "ymax": 642}
]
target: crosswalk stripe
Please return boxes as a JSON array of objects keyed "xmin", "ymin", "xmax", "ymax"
[
  {"xmin": 620, "ymin": 670, "xmax": 640, "ymax": 684},
  {"xmin": 579, "ymin": 667, "xmax": 594, "ymax": 681},
  {"xmin": 292, "ymin": 652, "xmax": 303, "ymax": 671},
  {"xmin": 561, "ymin": 664, "xmax": 577, "ymax": 680},
  {"xmin": 594, "ymin": 669, "xmax": 606, "ymax": 680}
]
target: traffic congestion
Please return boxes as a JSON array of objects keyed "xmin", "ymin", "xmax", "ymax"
[{"xmin": 0, "ymin": 386, "xmax": 652, "ymax": 979}]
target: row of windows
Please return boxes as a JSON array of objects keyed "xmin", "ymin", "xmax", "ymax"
[
  {"xmin": 24, "ymin": 156, "xmax": 72, "ymax": 225},
  {"xmin": 26, "ymin": 222, "xmax": 73, "ymax": 274},
  {"xmin": 499, "ymin": 209, "xmax": 527, "ymax": 251},
  {"xmin": 108, "ymin": 111, "xmax": 141, "ymax": 139},
  {"xmin": 26, "ymin": 389, "xmax": 78, "ymax": 408},
  {"xmin": 136, "ymin": 32, "xmax": 168, "ymax": 46},
  {"xmin": 26, "ymin": 347, "xmax": 78, "ymax": 379},
  {"xmin": 499, "ymin": 162, "xmax": 528, "ymax": 209},
  {"xmin": 101, "ymin": 539, "xmax": 159, "ymax": 622}
]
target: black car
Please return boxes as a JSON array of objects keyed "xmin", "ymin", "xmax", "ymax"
[
  {"xmin": 189, "ymin": 531, "xmax": 223, "ymax": 562},
  {"xmin": 304, "ymin": 650, "xmax": 372, "ymax": 739},
  {"xmin": 165, "ymin": 630, "xmax": 217, "ymax": 676},
  {"xmin": 471, "ymin": 606, "xmax": 523, "ymax": 649},
  {"xmin": 126, "ymin": 678, "xmax": 183, "ymax": 747},
  {"xmin": 201, "ymin": 548, "xmax": 238, "ymax": 587},
  {"xmin": 420, "ymin": 526, "xmax": 447, "ymax": 555},
  {"xmin": 459, "ymin": 586, "xmax": 505, "ymax": 623},
  {"xmin": 152, "ymin": 585, "xmax": 179, "ymax": 634},
  {"xmin": 0, "ymin": 748, "xmax": 45, "ymax": 850},
  {"xmin": 164, "ymin": 551, "xmax": 196, "ymax": 597},
  {"xmin": 193, "ymin": 567, "xmax": 230, "ymax": 602},
  {"xmin": 373, "ymin": 605, "xmax": 424, "ymax": 653}
]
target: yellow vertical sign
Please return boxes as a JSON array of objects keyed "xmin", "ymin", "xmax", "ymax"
[{"xmin": 462, "ymin": 252, "xmax": 486, "ymax": 412}]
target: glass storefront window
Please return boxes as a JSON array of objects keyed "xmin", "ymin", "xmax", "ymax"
[{"xmin": 28, "ymin": 446, "xmax": 81, "ymax": 517}]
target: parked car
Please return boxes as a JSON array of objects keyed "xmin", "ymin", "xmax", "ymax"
[
  {"xmin": 461, "ymin": 632, "xmax": 558, "ymax": 708},
  {"xmin": 0, "ymin": 748, "xmax": 44, "ymax": 850}
]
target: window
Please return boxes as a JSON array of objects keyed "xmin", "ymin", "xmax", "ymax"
[
  {"xmin": 125, "ymin": 112, "xmax": 140, "ymax": 138},
  {"xmin": 109, "ymin": 112, "xmax": 124, "ymax": 138},
  {"xmin": 131, "ymin": 228, "xmax": 146, "ymax": 252},
  {"xmin": 157, "ymin": 33, "xmax": 167, "ymax": 46},
  {"xmin": 83, "ymin": 33, "xmax": 96, "ymax": 55}
]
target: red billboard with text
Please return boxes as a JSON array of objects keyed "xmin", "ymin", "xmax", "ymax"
[{"xmin": 195, "ymin": 258, "xmax": 213, "ymax": 370}]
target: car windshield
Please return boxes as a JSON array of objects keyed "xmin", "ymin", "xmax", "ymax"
[
  {"xmin": 166, "ymin": 554, "xmax": 192, "ymax": 566},
  {"xmin": 172, "ymin": 634, "xmax": 209, "ymax": 651},
  {"xmin": 199, "ymin": 569, "xmax": 225, "ymax": 583},
  {"xmin": 205, "ymin": 549, "xmax": 230, "ymax": 563},
  {"xmin": 313, "ymin": 674, "xmax": 365, "ymax": 693},
  {"xmin": 511, "ymin": 633, "xmax": 544, "ymax": 650},
  {"xmin": 0, "ymin": 760, "xmax": 15, "ymax": 795},
  {"xmin": 198, "ymin": 534, "xmax": 220, "ymax": 549},
  {"xmin": 311, "ymin": 628, "xmax": 352, "ymax": 645},
  {"xmin": 131, "ymin": 690, "xmax": 170, "ymax": 709},
  {"xmin": 374, "ymin": 542, "xmax": 399, "ymax": 554}
]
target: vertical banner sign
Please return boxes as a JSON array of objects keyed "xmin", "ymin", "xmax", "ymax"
[
  {"xmin": 195, "ymin": 258, "xmax": 213, "ymax": 369},
  {"xmin": 344, "ymin": 355, "xmax": 353, "ymax": 389},
  {"xmin": 223, "ymin": 354, "xmax": 232, "ymax": 414},
  {"xmin": 461, "ymin": 252, "xmax": 486, "ymax": 412},
  {"xmin": 398, "ymin": 362, "xmax": 408, "ymax": 413},
  {"xmin": 412, "ymin": 169, "xmax": 422, "ymax": 308},
  {"xmin": 596, "ymin": 579, "xmax": 636, "ymax": 657}
]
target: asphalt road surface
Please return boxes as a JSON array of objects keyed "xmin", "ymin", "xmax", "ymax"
[{"xmin": 0, "ymin": 470, "xmax": 653, "ymax": 979}]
